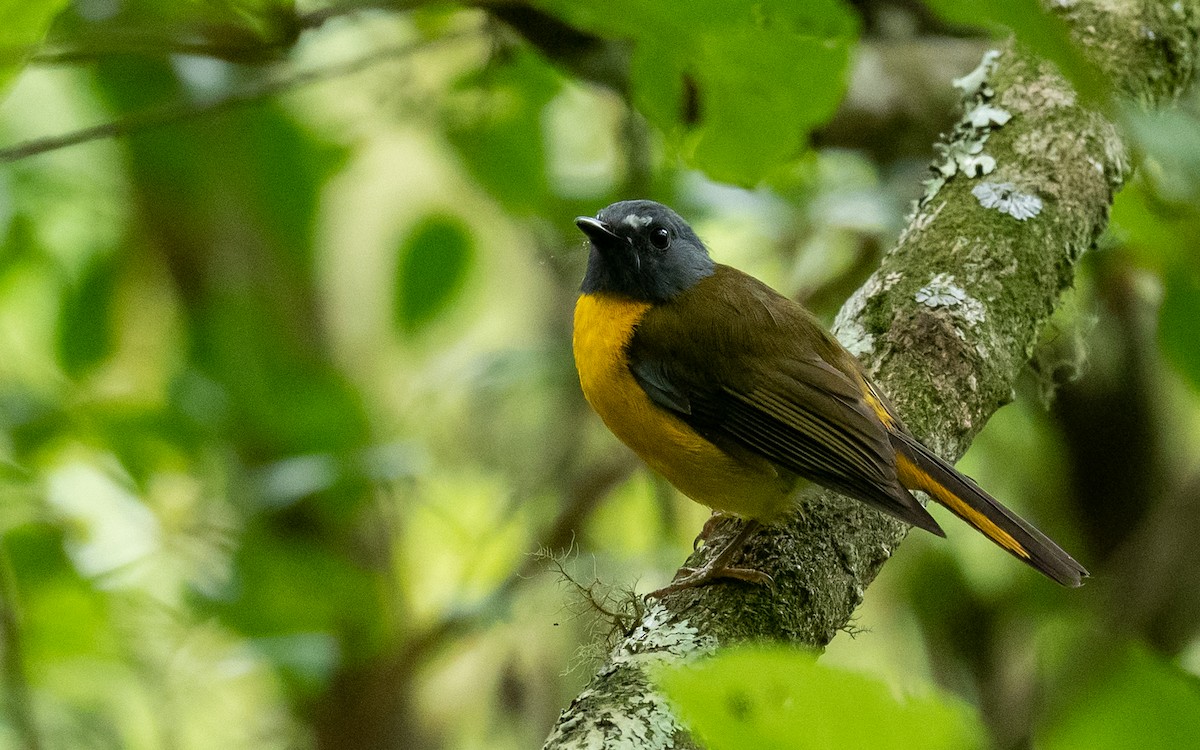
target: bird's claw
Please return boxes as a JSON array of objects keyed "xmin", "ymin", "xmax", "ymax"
[
  {"xmin": 692, "ymin": 512, "xmax": 734, "ymax": 551},
  {"xmin": 646, "ymin": 563, "xmax": 774, "ymax": 599}
]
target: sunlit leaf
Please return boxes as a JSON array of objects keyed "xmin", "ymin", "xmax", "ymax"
[
  {"xmin": 1039, "ymin": 642, "xmax": 1200, "ymax": 750},
  {"xmin": 922, "ymin": 0, "xmax": 1107, "ymax": 104},
  {"xmin": 0, "ymin": 0, "xmax": 71, "ymax": 102},
  {"xmin": 685, "ymin": 30, "xmax": 849, "ymax": 183},
  {"xmin": 535, "ymin": 0, "xmax": 857, "ymax": 185},
  {"xmin": 655, "ymin": 646, "xmax": 984, "ymax": 750},
  {"xmin": 1109, "ymin": 183, "xmax": 1196, "ymax": 269},
  {"xmin": 394, "ymin": 214, "xmax": 474, "ymax": 336}
]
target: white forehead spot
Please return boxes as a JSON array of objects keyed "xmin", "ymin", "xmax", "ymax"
[{"xmin": 622, "ymin": 214, "xmax": 653, "ymax": 228}]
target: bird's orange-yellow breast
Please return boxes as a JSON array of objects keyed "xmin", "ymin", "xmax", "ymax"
[{"xmin": 572, "ymin": 292, "xmax": 795, "ymax": 519}]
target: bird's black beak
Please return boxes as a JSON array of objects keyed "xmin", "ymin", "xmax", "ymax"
[{"xmin": 575, "ymin": 216, "xmax": 625, "ymax": 252}]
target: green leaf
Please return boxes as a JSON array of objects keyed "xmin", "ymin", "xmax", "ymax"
[
  {"xmin": 686, "ymin": 30, "xmax": 850, "ymax": 183},
  {"xmin": 534, "ymin": 0, "xmax": 857, "ymax": 185},
  {"xmin": 0, "ymin": 0, "xmax": 71, "ymax": 101},
  {"xmin": 1039, "ymin": 642, "xmax": 1200, "ymax": 750},
  {"xmin": 655, "ymin": 645, "xmax": 985, "ymax": 750},
  {"xmin": 57, "ymin": 254, "xmax": 119, "ymax": 378},
  {"xmin": 393, "ymin": 214, "xmax": 474, "ymax": 336},
  {"xmin": 1160, "ymin": 265, "xmax": 1200, "ymax": 392},
  {"xmin": 921, "ymin": 0, "xmax": 1107, "ymax": 104}
]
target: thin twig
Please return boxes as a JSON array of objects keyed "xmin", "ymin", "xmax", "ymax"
[{"xmin": 1, "ymin": 29, "xmax": 477, "ymax": 163}]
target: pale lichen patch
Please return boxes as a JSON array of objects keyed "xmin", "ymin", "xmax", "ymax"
[
  {"xmin": 837, "ymin": 319, "xmax": 874, "ymax": 358},
  {"xmin": 953, "ymin": 50, "xmax": 1002, "ymax": 96},
  {"xmin": 899, "ymin": 200, "xmax": 945, "ymax": 245},
  {"xmin": 615, "ymin": 604, "xmax": 715, "ymax": 663},
  {"xmin": 546, "ymin": 692, "xmax": 679, "ymax": 750},
  {"xmin": 540, "ymin": 605, "xmax": 715, "ymax": 750},
  {"xmin": 960, "ymin": 153, "xmax": 997, "ymax": 178},
  {"xmin": 967, "ymin": 104, "xmax": 1013, "ymax": 128},
  {"xmin": 915, "ymin": 272, "xmax": 987, "ymax": 327},
  {"xmin": 919, "ymin": 50, "xmax": 1012, "ymax": 207},
  {"xmin": 971, "ymin": 182, "xmax": 1043, "ymax": 220}
]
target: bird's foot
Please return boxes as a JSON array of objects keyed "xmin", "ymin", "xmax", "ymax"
[
  {"xmin": 646, "ymin": 562, "xmax": 773, "ymax": 599},
  {"xmin": 693, "ymin": 511, "xmax": 735, "ymax": 551},
  {"xmin": 648, "ymin": 519, "xmax": 771, "ymax": 599}
]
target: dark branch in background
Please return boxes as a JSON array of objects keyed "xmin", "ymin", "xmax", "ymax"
[
  {"xmin": 0, "ymin": 30, "xmax": 477, "ymax": 163},
  {"xmin": 484, "ymin": 2, "xmax": 632, "ymax": 93},
  {"xmin": 542, "ymin": 0, "xmax": 1200, "ymax": 746},
  {"xmin": 1116, "ymin": 469, "xmax": 1200, "ymax": 651},
  {"xmin": 1051, "ymin": 258, "xmax": 1163, "ymax": 561},
  {"xmin": 29, "ymin": 1, "xmax": 413, "ymax": 64},
  {"xmin": 294, "ymin": 1, "xmax": 426, "ymax": 34},
  {"xmin": 1053, "ymin": 258, "xmax": 1200, "ymax": 653}
]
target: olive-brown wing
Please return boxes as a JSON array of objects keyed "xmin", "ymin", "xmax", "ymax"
[{"xmin": 628, "ymin": 266, "xmax": 943, "ymax": 535}]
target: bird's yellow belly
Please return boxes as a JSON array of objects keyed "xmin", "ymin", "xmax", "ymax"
[{"xmin": 572, "ymin": 293, "xmax": 795, "ymax": 520}]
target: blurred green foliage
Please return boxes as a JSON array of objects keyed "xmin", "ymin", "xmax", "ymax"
[
  {"xmin": 656, "ymin": 645, "xmax": 984, "ymax": 750},
  {"xmin": 0, "ymin": 1, "xmax": 1198, "ymax": 749},
  {"xmin": 1039, "ymin": 641, "xmax": 1200, "ymax": 750}
]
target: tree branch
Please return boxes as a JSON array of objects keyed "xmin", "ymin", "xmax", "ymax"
[
  {"xmin": 542, "ymin": 1, "xmax": 1199, "ymax": 747},
  {"xmin": 0, "ymin": 30, "xmax": 477, "ymax": 163}
]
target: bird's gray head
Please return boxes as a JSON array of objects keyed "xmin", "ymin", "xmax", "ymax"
[{"xmin": 575, "ymin": 200, "xmax": 715, "ymax": 303}]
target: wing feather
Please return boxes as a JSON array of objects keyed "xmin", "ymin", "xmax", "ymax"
[{"xmin": 628, "ymin": 265, "xmax": 941, "ymax": 533}]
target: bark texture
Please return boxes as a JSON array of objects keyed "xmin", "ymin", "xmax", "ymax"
[{"xmin": 543, "ymin": 1, "xmax": 1199, "ymax": 748}]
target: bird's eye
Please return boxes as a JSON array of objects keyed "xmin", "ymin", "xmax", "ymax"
[{"xmin": 649, "ymin": 227, "xmax": 671, "ymax": 250}]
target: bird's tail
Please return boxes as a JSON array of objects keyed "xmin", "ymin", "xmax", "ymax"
[{"xmin": 891, "ymin": 432, "xmax": 1088, "ymax": 587}]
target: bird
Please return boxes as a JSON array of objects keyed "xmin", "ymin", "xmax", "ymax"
[{"xmin": 571, "ymin": 199, "xmax": 1087, "ymax": 596}]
